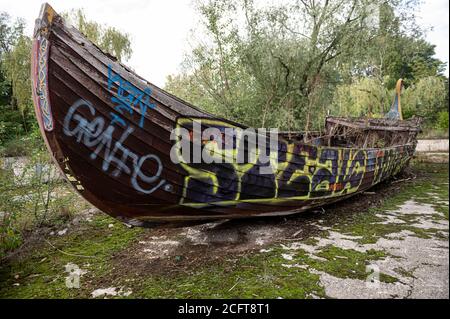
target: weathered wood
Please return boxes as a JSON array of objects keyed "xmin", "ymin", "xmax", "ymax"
[{"xmin": 326, "ymin": 117, "xmax": 421, "ymax": 132}]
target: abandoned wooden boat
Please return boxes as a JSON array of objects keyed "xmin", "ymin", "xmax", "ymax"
[{"xmin": 31, "ymin": 3, "xmax": 421, "ymax": 225}]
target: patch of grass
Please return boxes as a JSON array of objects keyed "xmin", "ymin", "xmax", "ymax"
[
  {"xmin": 0, "ymin": 215, "xmax": 142, "ymax": 298},
  {"xmin": 379, "ymin": 273, "xmax": 399, "ymax": 284},
  {"xmin": 442, "ymin": 208, "xmax": 449, "ymax": 220},
  {"xmin": 316, "ymin": 246, "xmax": 388, "ymax": 279},
  {"xmin": 136, "ymin": 250, "xmax": 326, "ymax": 299},
  {"xmin": 393, "ymin": 267, "xmax": 416, "ymax": 279},
  {"xmin": 0, "ymin": 138, "xmax": 31, "ymax": 157},
  {"xmin": 289, "ymin": 245, "xmax": 397, "ymax": 283},
  {"xmin": 332, "ymin": 208, "xmax": 447, "ymax": 244},
  {"xmin": 418, "ymin": 128, "xmax": 449, "ymax": 139},
  {"xmin": 301, "ymin": 237, "xmax": 320, "ymax": 246},
  {"xmin": 0, "ymin": 169, "xmax": 89, "ymax": 258},
  {"xmin": 327, "ymin": 163, "xmax": 449, "ymax": 244},
  {"xmin": 134, "ymin": 244, "xmax": 398, "ymax": 298}
]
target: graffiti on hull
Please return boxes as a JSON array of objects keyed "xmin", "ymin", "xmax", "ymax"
[
  {"xmin": 107, "ymin": 64, "xmax": 156, "ymax": 129},
  {"xmin": 172, "ymin": 118, "xmax": 413, "ymax": 208},
  {"xmin": 63, "ymin": 99, "xmax": 166, "ymax": 194}
]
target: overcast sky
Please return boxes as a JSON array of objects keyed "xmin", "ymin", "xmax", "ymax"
[{"xmin": 1, "ymin": 0, "xmax": 448, "ymax": 86}]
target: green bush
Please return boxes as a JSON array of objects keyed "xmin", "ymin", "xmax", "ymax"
[
  {"xmin": 0, "ymin": 162, "xmax": 25, "ymax": 258},
  {"xmin": 0, "ymin": 122, "xmax": 42, "ymax": 157},
  {"xmin": 0, "ymin": 132, "xmax": 65, "ymax": 258},
  {"xmin": 0, "ymin": 103, "xmax": 35, "ymax": 147},
  {"xmin": 0, "ymin": 215, "xmax": 23, "ymax": 258},
  {"xmin": 437, "ymin": 111, "xmax": 449, "ymax": 129}
]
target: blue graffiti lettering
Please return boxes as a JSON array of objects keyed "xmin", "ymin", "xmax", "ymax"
[
  {"xmin": 107, "ymin": 64, "xmax": 156, "ymax": 128},
  {"xmin": 63, "ymin": 99, "xmax": 165, "ymax": 194}
]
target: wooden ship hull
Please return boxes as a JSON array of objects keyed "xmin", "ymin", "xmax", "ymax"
[{"xmin": 31, "ymin": 3, "xmax": 421, "ymax": 226}]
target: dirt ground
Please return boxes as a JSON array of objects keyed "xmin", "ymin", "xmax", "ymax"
[{"xmin": 0, "ymin": 162, "xmax": 448, "ymax": 299}]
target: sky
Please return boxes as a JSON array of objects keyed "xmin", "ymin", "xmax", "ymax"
[{"xmin": 0, "ymin": 0, "xmax": 448, "ymax": 87}]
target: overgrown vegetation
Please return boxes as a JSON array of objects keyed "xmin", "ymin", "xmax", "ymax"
[
  {"xmin": 0, "ymin": 162, "xmax": 447, "ymax": 298},
  {"xmin": 0, "ymin": 9, "xmax": 132, "ymax": 257},
  {"xmin": 0, "ymin": 132, "xmax": 91, "ymax": 258},
  {"xmin": 165, "ymin": 0, "xmax": 448, "ymax": 132}
]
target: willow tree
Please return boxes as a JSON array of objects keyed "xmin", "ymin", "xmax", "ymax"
[
  {"xmin": 3, "ymin": 35, "xmax": 32, "ymax": 133},
  {"xmin": 166, "ymin": 0, "xmax": 445, "ymax": 133},
  {"xmin": 402, "ymin": 76, "xmax": 448, "ymax": 126},
  {"xmin": 1, "ymin": 13, "xmax": 30, "ymax": 136},
  {"xmin": 166, "ymin": 0, "xmax": 396, "ymax": 131},
  {"xmin": 62, "ymin": 9, "xmax": 133, "ymax": 62}
]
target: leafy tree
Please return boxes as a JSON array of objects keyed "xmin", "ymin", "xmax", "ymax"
[
  {"xmin": 0, "ymin": 63, "xmax": 11, "ymax": 107},
  {"xmin": 1, "ymin": 12, "xmax": 25, "ymax": 107},
  {"xmin": 332, "ymin": 77, "xmax": 391, "ymax": 117},
  {"xmin": 165, "ymin": 0, "xmax": 447, "ymax": 132},
  {"xmin": 3, "ymin": 36, "xmax": 33, "ymax": 133},
  {"xmin": 0, "ymin": 12, "xmax": 30, "ymax": 144},
  {"xmin": 63, "ymin": 9, "xmax": 132, "ymax": 62},
  {"xmin": 0, "ymin": 12, "xmax": 25, "ymax": 58},
  {"xmin": 402, "ymin": 76, "xmax": 448, "ymax": 127},
  {"xmin": 165, "ymin": 0, "xmax": 384, "ymax": 130},
  {"xmin": 347, "ymin": 2, "xmax": 446, "ymax": 88}
]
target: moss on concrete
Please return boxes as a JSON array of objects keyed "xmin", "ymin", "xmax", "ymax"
[
  {"xmin": 327, "ymin": 163, "xmax": 448, "ymax": 244},
  {"xmin": 136, "ymin": 251, "xmax": 326, "ymax": 299},
  {"xmin": 0, "ymin": 215, "xmax": 142, "ymax": 298}
]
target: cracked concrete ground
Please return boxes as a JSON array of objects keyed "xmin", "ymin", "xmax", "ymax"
[
  {"xmin": 123, "ymin": 193, "xmax": 448, "ymax": 298},
  {"xmin": 125, "ymin": 168, "xmax": 449, "ymax": 299},
  {"xmin": 299, "ymin": 200, "xmax": 449, "ymax": 298}
]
